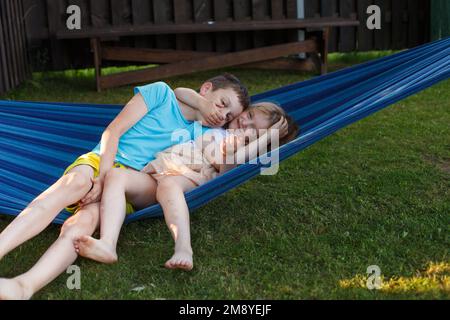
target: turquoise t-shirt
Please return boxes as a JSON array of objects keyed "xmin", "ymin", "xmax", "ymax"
[{"xmin": 91, "ymin": 82, "xmax": 207, "ymax": 170}]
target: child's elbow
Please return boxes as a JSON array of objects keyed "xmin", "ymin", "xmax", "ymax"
[
  {"xmin": 103, "ymin": 126, "xmax": 122, "ymax": 140},
  {"xmin": 173, "ymin": 87, "xmax": 184, "ymax": 97}
]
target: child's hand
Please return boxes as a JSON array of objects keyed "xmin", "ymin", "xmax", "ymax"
[
  {"xmin": 201, "ymin": 101, "xmax": 225, "ymax": 127},
  {"xmin": 79, "ymin": 177, "xmax": 103, "ymax": 207},
  {"xmin": 174, "ymin": 87, "xmax": 224, "ymax": 127},
  {"xmin": 221, "ymin": 134, "xmax": 246, "ymax": 156},
  {"xmin": 270, "ymin": 117, "xmax": 289, "ymax": 138}
]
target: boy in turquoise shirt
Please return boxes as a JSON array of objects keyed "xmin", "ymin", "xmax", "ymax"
[
  {"xmin": 0, "ymin": 73, "xmax": 249, "ymax": 300},
  {"xmin": 92, "ymin": 81, "xmax": 208, "ymax": 171}
]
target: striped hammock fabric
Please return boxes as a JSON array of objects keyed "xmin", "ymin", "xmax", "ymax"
[{"xmin": 0, "ymin": 37, "xmax": 449, "ymax": 224}]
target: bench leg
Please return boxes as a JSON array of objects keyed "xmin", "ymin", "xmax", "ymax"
[
  {"xmin": 90, "ymin": 38, "xmax": 102, "ymax": 92},
  {"xmin": 320, "ymin": 27, "xmax": 329, "ymax": 75}
]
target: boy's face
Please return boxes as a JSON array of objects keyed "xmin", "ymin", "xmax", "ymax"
[{"xmin": 200, "ymin": 82, "xmax": 244, "ymax": 125}]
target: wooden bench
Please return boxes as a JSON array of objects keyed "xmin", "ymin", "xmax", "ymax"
[{"xmin": 56, "ymin": 17, "xmax": 359, "ymax": 92}]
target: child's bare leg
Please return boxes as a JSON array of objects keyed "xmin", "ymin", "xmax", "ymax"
[
  {"xmin": 75, "ymin": 168, "xmax": 157, "ymax": 263},
  {"xmin": 0, "ymin": 202, "xmax": 100, "ymax": 300},
  {"xmin": 155, "ymin": 176, "xmax": 196, "ymax": 271},
  {"xmin": 0, "ymin": 165, "xmax": 94, "ymax": 261}
]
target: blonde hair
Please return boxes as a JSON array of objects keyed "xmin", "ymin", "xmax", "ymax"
[{"xmin": 250, "ymin": 102, "xmax": 299, "ymax": 145}]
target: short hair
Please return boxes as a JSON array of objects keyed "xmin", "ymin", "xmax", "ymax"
[
  {"xmin": 250, "ymin": 101, "xmax": 299, "ymax": 146},
  {"xmin": 206, "ymin": 73, "xmax": 250, "ymax": 110}
]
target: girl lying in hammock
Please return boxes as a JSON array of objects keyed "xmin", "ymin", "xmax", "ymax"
[{"xmin": 73, "ymin": 91, "xmax": 299, "ymax": 272}]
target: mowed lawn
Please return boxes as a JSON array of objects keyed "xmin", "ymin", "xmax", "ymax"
[{"xmin": 0, "ymin": 53, "xmax": 449, "ymax": 299}]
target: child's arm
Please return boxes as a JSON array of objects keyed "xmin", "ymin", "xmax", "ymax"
[
  {"xmin": 217, "ymin": 133, "xmax": 248, "ymax": 174},
  {"xmin": 217, "ymin": 118, "xmax": 288, "ymax": 174},
  {"xmin": 217, "ymin": 133, "xmax": 261, "ymax": 174},
  {"xmin": 80, "ymin": 93, "xmax": 149, "ymax": 206},
  {"xmin": 217, "ymin": 132, "xmax": 270, "ymax": 174},
  {"xmin": 174, "ymin": 87, "xmax": 224, "ymax": 127}
]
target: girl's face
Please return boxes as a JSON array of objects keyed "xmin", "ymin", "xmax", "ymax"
[{"xmin": 227, "ymin": 109, "xmax": 272, "ymax": 131}]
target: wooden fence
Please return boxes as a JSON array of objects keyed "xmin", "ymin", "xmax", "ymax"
[
  {"xmin": 431, "ymin": 0, "xmax": 450, "ymax": 40},
  {"xmin": 0, "ymin": 0, "xmax": 30, "ymax": 95},
  {"xmin": 305, "ymin": 0, "xmax": 430, "ymax": 52},
  {"xmin": 20, "ymin": 0, "xmax": 432, "ymax": 71}
]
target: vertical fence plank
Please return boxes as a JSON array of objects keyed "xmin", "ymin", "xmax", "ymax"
[
  {"xmin": 19, "ymin": 0, "xmax": 31, "ymax": 76},
  {"xmin": 68, "ymin": 0, "xmax": 90, "ymax": 67},
  {"xmin": 285, "ymin": 0, "xmax": 298, "ymax": 42},
  {"xmin": 304, "ymin": 0, "xmax": 320, "ymax": 52},
  {"xmin": 439, "ymin": 0, "xmax": 449, "ymax": 39},
  {"xmin": 11, "ymin": 0, "xmax": 24, "ymax": 85},
  {"xmin": 384, "ymin": 0, "xmax": 393, "ymax": 49},
  {"xmin": 193, "ymin": 0, "xmax": 214, "ymax": 51},
  {"xmin": 270, "ymin": 0, "xmax": 287, "ymax": 45},
  {"xmin": 17, "ymin": 0, "xmax": 28, "ymax": 77},
  {"xmin": 271, "ymin": 0, "xmax": 284, "ymax": 19},
  {"xmin": 90, "ymin": 0, "xmax": 111, "ymax": 67},
  {"xmin": 418, "ymin": 0, "xmax": 427, "ymax": 43},
  {"xmin": 3, "ymin": 0, "xmax": 13, "ymax": 87},
  {"xmin": 132, "ymin": 0, "xmax": 154, "ymax": 48},
  {"xmin": 5, "ymin": 0, "xmax": 19, "ymax": 86},
  {"xmin": 321, "ymin": 0, "xmax": 339, "ymax": 52},
  {"xmin": 16, "ymin": 0, "xmax": 29, "ymax": 81},
  {"xmin": 0, "ymin": 49, "xmax": 4, "ymax": 93},
  {"xmin": 357, "ymin": 0, "xmax": 374, "ymax": 51},
  {"xmin": 407, "ymin": 0, "xmax": 419, "ymax": 47},
  {"xmin": 153, "ymin": 0, "xmax": 175, "ymax": 49},
  {"xmin": 1, "ymin": 0, "xmax": 13, "ymax": 90},
  {"xmin": 111, "ymin": 0, "xmax": 133, "ymax": 47},
  {"xmin": 0, "ymin": 3, "xmax": 10, "ymax": 92},
  {"xmin": 372, "ymin": 0, "xmax": 391, "ymax": 50},
  {"xmin": 70, "ymin": 0, "xmax": 90, "ymax": 29},
  {"xmin": 174, "ymin": 0, "xmax": 194, "ymax": 50},
  {"xmin": 339, "ymin": 0, "xmax": 356, "ymax": 52},
  {"xmin": 46, "ymin": 0, "xmax": 68, "ymax": 69},
  {"xmin": 111, "ymin": 0, "xmax": 132, "ymax": 25},
  {"xmin": 8, "ymin": 0, "xmax": 19, "ymax": 85},
  {"xmin": 214, "ymin": 0, "xmax": 233, "ymax": 52},
  {"xmin": 252, "ymin": 0, "xmax": 270, "ymax": 48},
  {"xmin": 419, "ymin": 0, "xmax": 430, "ymax": 43},
  {"xmin": 233, "ymin": 0, "xmax": 253, "ymax": 51},
  {"xmin": 391, "ymin": 0, "xmax": 408, "ymax": 49},
  {"xmin": 304, "ymin": 0, "xmax": 320, "ymax": 18},
  {"xmin": 286, "ymin": 0, "xmax": 297, "ymax": 18},
  {"xmin": 90, "ymin": 0, "xmax": 110, "ymax": 28},
  {"xmin": 0, "ymin": 0, "xmax": 30, "ymax": 94},
  {"xmin": 23, "ymin": 0, "xmax": 48, "ymax": 48}
]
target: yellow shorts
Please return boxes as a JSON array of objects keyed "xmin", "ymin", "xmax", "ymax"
[{"xmin": 63, "ymin": 152, "xmax": 135, "ymax": 215}]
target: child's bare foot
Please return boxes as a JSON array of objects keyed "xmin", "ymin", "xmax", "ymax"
[
  {"xmin": 0, "ymin": 278, "xmax": 33, "ymax": 300},
  {"xmin": 74, "ymin": 236, "xmax": 118, "ymax": 264},
  {"xmin": 165, "ymin": 249, "xmax": 193, "ymax": 271}
]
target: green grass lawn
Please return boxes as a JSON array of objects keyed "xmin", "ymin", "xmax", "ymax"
[{"xmin": 0, "ymin": 53, "xmax": 449, "ymax": 299}]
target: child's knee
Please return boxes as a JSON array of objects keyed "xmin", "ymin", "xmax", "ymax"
[
  {"xmin": 62, "ymin": 171, "xmax": 92, "ymax": 192},
  {"xmin": 60, "ymin": 220, "xmax": 89, "ymax": 241},
  {"xmin": 60, "ymin": 208, "xmax": 98, "ymax": 240},
  {"xmin": 156, "ymin": 178, "xmax": 181, "ymax": 200}
]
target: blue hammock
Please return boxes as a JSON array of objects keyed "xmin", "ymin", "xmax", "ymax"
[{"xmin": 1, "ymin": 37, "xmax": 449, "ymax": 225}]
